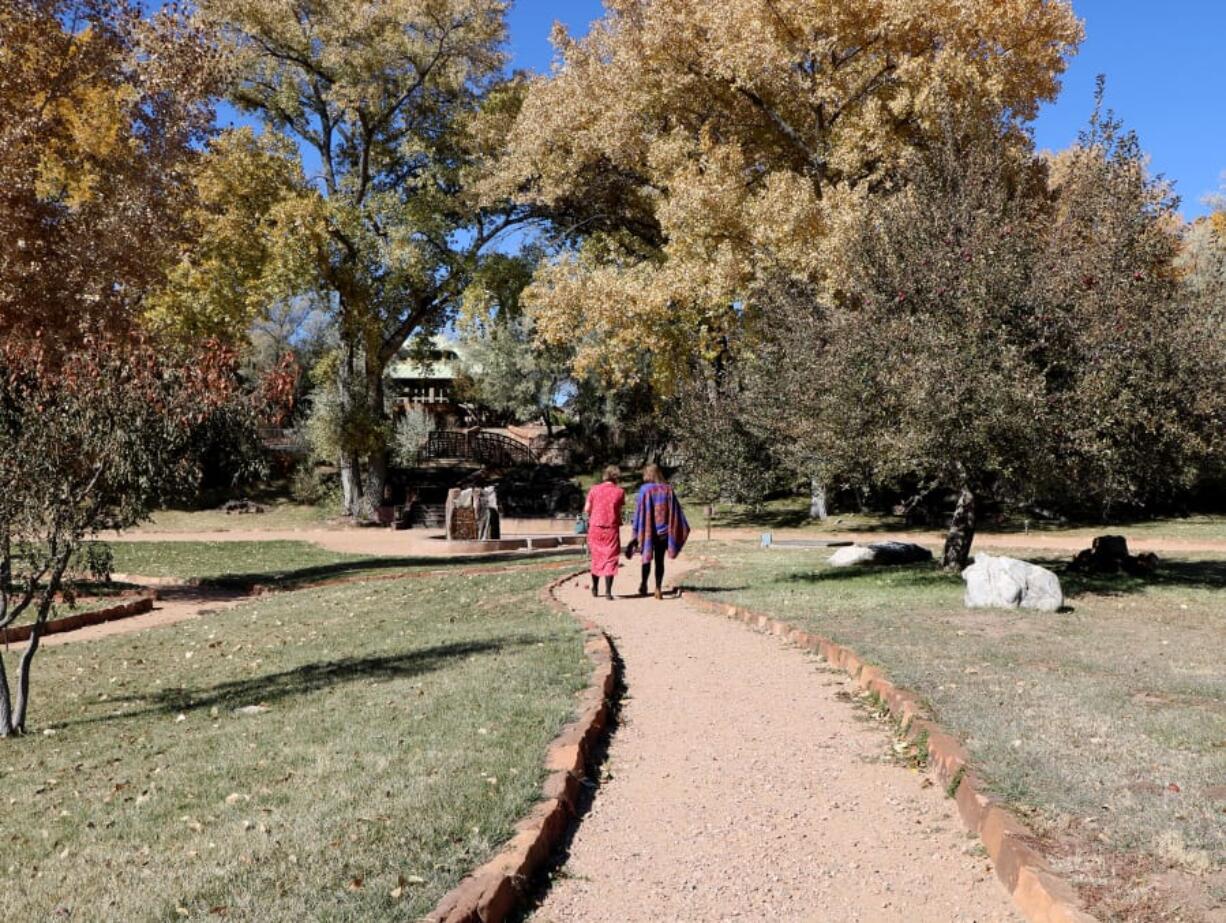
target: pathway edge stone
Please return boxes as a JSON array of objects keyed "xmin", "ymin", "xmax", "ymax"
[
  {"xmin": 0, "ymin": 593, "xmax": 156, "ymax": 646},
  {"xmin": 685, "ymin": 590, "xmax": 1098, "ymax": 923},
  {"xmin": 427, "ymin": 570, "xmax": 618, "ymax": 923}
]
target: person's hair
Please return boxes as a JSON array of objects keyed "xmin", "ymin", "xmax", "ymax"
[
  {"xmin": 642, "ymin": 463, "xmax": 666, "ymax": 484},
  {"xmin": 602, "ymin": 464, "xmax": 621, "ymax": 483}
]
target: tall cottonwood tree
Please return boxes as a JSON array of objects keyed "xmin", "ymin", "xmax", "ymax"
[
  {"xmin": 197, "ymin": 0, "xmax": 529, "ymax": 515},
  {"xmin": 490, "ymin": 0, "xmax": 1083, "ymax": 390}
]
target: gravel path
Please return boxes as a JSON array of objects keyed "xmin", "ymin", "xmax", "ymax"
[
  {"xmin": 531, "ymin": 561, "xmax": 1020, "ymax": 923},
  {"xmin": 109, "ymin": 524, "xmax": 1226, "ymax": 557}
]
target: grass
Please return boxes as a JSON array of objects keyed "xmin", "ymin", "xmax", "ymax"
[
  {"xmin": 96, "ymin": 540, "xmax": 582, "ymax": 590},
  {"xmin": 101, "ymin": 540, "xmax": 369, "ymax": 582},
  {"xmin": 686, "ymin": 544, "xmax": 1226, "ymax": 917},
  {"xmin": 0, "ymin": 561, "xmax": 588, "ymax": 921},
  {"xmin": 133, "ymin": 501, "xmax": 334, "ymax": 533},
  {"xmin": 685, "ymin": 493, "xmax": 1226, "ymax": 543}
]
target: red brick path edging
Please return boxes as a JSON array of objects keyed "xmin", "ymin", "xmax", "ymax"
[
  {"xmin": 1, "ymin": 594, "xmax": 156, "ymax": 646},
  {"xmin": 427, "ymin": 571, "xmax": 618, "ymax": 923},
  {"xmin": 685, "ymin": 591, "xmax": 1098, "ymax": 923}
]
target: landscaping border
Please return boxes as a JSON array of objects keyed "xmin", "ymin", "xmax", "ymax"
[
  {"xmin": 427, "ymin": 570, "xmax": 618, "ymax": 923},
  {"xmin": 685, "ymin": 590, "xmax": 1098, "ymax": 923},
  {"xmin": 1, "ymin": 594, "xmax": 156, "ymax": 646}
]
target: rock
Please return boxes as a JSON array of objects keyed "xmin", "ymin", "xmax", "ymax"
[
  {"xmin": 868, "ymin": 541, "xmax": 934, "ymax": 565},
  {"xmin": 962, "ymin": 553, "xmax": 1063, "ymax": 612},
  {"xmin": 220, "ymin": 499, "xmax": 265, "ymax": 515},
  {"xmin": 829, "ymin": 545, "xmax": 878, "ymax": 567},
  {"xmin": 1069, "ymin": 534, "xmax": 1159, "ymax": 576},
  {"xmin": 828, "ymin": 542, "xmax": 934, "ymax": 567}
]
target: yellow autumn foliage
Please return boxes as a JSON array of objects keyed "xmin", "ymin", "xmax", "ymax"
[
  {"xmin": 145, "ymin": 128, "xmax": 330, "ymax": 342},
  {"xmin": 493, "ymin": 0, "xmax": 1083, "ymax": 390}
]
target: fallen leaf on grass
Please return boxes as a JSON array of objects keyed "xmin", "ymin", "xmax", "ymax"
[{"xmin": 347, "ymin": 876, "xmax": 364, "ymax": 891}]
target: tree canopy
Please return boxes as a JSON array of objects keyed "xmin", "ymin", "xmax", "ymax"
[
  {"xmin": 490, "ymin": 0, "xmax": 1083, "ymax": 389},
  {"xmin": 689, "ymin": 99, "xmax": 1224, "ymax": 567},
  {"xmin": 1, "ymin": 0, "xmax": 218, "ymax": 345},
  {"xmin": 192, "ymin": 0, "xmax": 529, "ymax": 514}
]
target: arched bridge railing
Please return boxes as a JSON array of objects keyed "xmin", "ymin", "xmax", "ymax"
[{"xmin": 423, "ymin": 430, "xmax": 537, "ymax": 467}]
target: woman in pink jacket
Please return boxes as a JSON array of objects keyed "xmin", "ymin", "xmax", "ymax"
[{"xmin": 584, "ymin": 465, "xmax": 625, "ymax": 599}]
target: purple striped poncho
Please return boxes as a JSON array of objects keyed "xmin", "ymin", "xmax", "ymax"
[{"xmin": 632, "ymin": 482, "xmax": 690, "ymax": 560}]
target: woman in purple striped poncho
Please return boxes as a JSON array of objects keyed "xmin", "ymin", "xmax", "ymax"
[{"xmin": 630, "ymin": 464, "xmax": 690, "ymax": 599}]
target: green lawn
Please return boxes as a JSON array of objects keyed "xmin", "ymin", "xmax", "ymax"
[
  {"xmin": 102, "ymin": 540, "xmax": 370, "ymax": 583},
  {"xmin": 687, "ymin": 545, "xmax": 1226, "ymax": 919},
  {"xmin": 0, "ymin": 562, "xmax": 588, "ymax": 921},
  {"xmin": 98, "ymin": 540, "xmax": 582, "ymax": 590},
  {"xmin": 132, "ymin": 502, "xmax": 334, "ymax": 533}
]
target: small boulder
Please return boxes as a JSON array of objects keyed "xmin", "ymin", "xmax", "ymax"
[
  {"xmin": 962, "ymin": 553, "xmax": 1063, "ymax": 612},
  {"xmin": 1070, "ymin": 535, "xmax": 1158, "ymax": 576},
  {"xmin": 868, "ymin": 541, "xmax": 935, "ymax": 565},
  {"xmin": 220, "ymin": 499, "xmax": 265, "ymax": 515},
  {"xmin": 829, "ymin": 541, "xmax": 933, "ymax": 567}
]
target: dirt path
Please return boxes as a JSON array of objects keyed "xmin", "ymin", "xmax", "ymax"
[
  {"xmin": 530, "ymin": 560, "xmax": 1019, "ymax": 923},
  {"xmin": 109, "ymin": 524, "xmax": 1226, "ymax": 557},
  {"xmin": 39, "ymin": 586, "xmax": 247, "ymax": 647}
]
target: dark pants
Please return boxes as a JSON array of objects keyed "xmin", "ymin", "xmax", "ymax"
[{"xmin": 640, "ymin": 539, "xmax": 666, "ymax": 592}]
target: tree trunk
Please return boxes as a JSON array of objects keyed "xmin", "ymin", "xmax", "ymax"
[
  {"xmin": 809, "ymin": 478, "xmax": 828, "ymax": 521},
  {"xmin": 339, "ymin": 456, "xmax": 361, "ymax": 517},
  {"xmin": 362, "ymin": 363, "xmax": 389, "ymax": 515},
  {"xmin": 942, "ymin": 487, "xmax": 976, "ymax": 572},
  {"xmin": 364, "ymin": 447, "xmax": 388, "ymax": 515},
  {"xmin": 335, "ymin": 343, "xmax": 363, "ymax": 517},
  {"xmin": 10, "ymin": 556, "xmax": 69, "ymax": 734},
  {"xmin": 0, "ymin": 647, "xmax": 14, "ymax": 737}
]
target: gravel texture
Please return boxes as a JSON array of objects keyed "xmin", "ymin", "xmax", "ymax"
[{"xmin": 530, "ymin": 562, "xmax": 1021, "ymax": 922}]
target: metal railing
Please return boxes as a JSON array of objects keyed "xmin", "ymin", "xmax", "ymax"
[{"xmin": 422, "ymin": 430, "xmax": 536, "ymax": 467}]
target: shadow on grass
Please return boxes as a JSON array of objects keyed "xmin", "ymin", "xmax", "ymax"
[
  {"xmin": 1035, "ymin": 557, "xmax": 1226, "ymax": 599},
  {"xmin": 780, "ymin": 565, "xmax": 956, "ymax": 588},
  {"xmin": 66, "ymin": 635, "xmax": 546, "ymax": 728},
  {"xmin": 678, "ymin": 584, "xmax": 751, "ymax": 595},
  {"xmin": 199, "ymin": 552, "xmax": 580, "ymax": 591},
  {"xmin": 710, "ymin": 508, "xmax": 910, "ymax": 531}
]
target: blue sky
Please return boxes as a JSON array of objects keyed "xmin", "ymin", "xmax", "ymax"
[
  {"xmin": 504, "ymin": 0, "xmax": 1226, "ymax": 220},
  {"xmin": 218, "ymin": 0, "xmax": 1225, "ymax": 219}
]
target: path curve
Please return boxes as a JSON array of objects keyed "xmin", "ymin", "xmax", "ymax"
[{"xmin": 530, "ymin": 560, "xmax": 1021, "ymax": 922}]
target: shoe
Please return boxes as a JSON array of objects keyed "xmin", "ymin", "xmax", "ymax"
[
  {"xmin": 637, "ymin": 585, "xmax": 648, "ymax": 597},
  {"xmin": 605, "ymin": 593, "xmax": 614, "ymax": 601},
  {"xmin": 653, "ymin": 588, "xmax": 663, "ymax": 600},
  {"xmin": 591, "ymin": 585, "xmax": 598, "ymax": 598}
]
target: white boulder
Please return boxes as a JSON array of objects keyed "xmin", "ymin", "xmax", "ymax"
[
  {"xmin": 961, "ymin": 553, "xmax": 1063, "ymax": 612},
  {"xmin": 829, "ymin": 541, "xmax": 933, "ymax": 567},
  {"xmin": 829, "ymin": 545, "xmax": 878, "ymax": 567}
]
